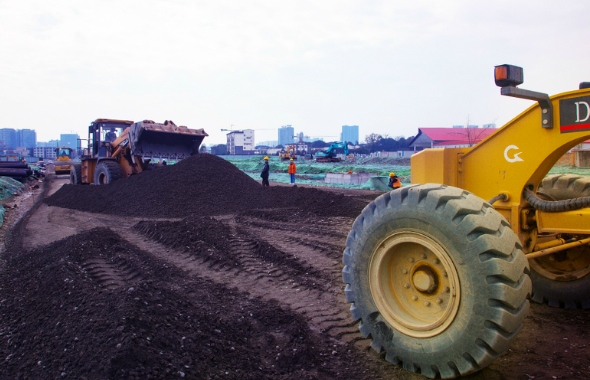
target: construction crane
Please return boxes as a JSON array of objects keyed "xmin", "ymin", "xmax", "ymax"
[{"xmin": 220, "ymin": 125, "xmax": 276, "ymax": 132}]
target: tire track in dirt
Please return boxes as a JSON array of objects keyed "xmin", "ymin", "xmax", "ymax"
[
  {"xmin": 81, "ymin": 256, "xmax": 142, "ymax": 290},
  {"xmin": 120, "ymin": 225, "xmax": 368, "ymax": 347}
]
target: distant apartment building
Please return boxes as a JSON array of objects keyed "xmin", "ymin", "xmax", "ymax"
[
  {"xmin": 341, "ymin": 125, "xmax": 359, "ymax": 144},
  {"xmin": 33, "ymin": 146, "xmax": 58, "ymax": 159},
  {"xmin": 226, "ymin": 129, "xmax": 255, "ymax": 154},
  {"xmin": 278, "ymin": 125, "xmax": 294, "ymax": 146}
]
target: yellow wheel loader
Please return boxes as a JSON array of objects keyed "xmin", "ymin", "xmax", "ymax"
[
  {"xmin": 70, "ymin": 119, "xmax": 208, "ymax": 185},
  {"xmin": 343, "ymin": 65, "xmax": 590, "ymax": 378},
  {"xmin": 54, "ymin": 146, "xmax": 74, "ymax": 174}
]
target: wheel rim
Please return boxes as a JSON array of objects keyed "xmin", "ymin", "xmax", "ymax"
[
  {"xmin": 369, "ymin": 229, "xmax": 461, "ymax": 338},
  {"xmin": 97, "ymin": 172, "xmax": 107, "ymax": 185},
  {"xmin": 530, "ymin": 245, "xmax": 590, "ymax": 281}
]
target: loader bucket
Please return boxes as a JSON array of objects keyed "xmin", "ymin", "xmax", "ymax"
[{"xmin": 128, "ymin": 120, "xmax": 208, "ymax": 160}]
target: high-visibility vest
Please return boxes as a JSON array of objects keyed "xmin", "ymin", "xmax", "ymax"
[
  {"xmin": 288, "ymin": 163, "xmax": 296, "ymax": 174},
  {"xmin": 389, "ymin": 176, "xmax": 401, "ymax": 188}
]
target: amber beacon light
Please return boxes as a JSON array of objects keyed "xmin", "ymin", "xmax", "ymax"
[{"xmin": 494, "ymin": 64, "xmax": 524, "ymax": 87}]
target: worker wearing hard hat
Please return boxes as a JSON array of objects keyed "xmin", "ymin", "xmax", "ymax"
[
  {"xmin": 388, "ymin": 172, "xmax": 401, "ymax": 189},
  {"xmin": 288, "ymin": 158, "xmax": 296, "ymax": 185},
  {"xmin": 261, "ymin": 156, "xmax": 270, "ymax": 187}
]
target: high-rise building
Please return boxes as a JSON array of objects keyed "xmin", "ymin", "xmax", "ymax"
[
  {"xmin": 0, "ymin": 128, "xmax": 17, "ymax": 149},
  {"xmin": 278, "ymin": 125, "xmax": 294, "ymax": 146},
  {"xmin": 60, "ymin": 134, "xmax": 79, "ymax": 149},
  {"xmin": 341, "ymin": 125, "xmax": 359, "ymax": 144},
  {"xmin": 36, "ymin": 140, "xmax": 60, "ymax": 148},
  {"xmin": 17, "ymin": 129, "xmax": 36, "ymax": 149}
]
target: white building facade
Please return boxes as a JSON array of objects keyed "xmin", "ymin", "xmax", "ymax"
[
  {"xmin": 33, "ymin": 146, "xmax": 57, "ymax": 159},
  {"xmin": 226, "ymin": 129, "xmax": 255, "ymax": 154}
]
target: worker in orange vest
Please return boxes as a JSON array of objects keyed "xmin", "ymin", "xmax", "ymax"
[
  {"xmin": 288, "ymin": 158, "xmax": 296, "ymax": 185},
  {"xmin": 388, "ymin": 172, "xmax": 401, "ymax": 189}
]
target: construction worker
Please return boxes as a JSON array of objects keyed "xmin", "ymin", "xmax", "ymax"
[
  {"xmin": 105, "ymin": 127, "xmax": 117, "ymax": 142},
  {"xmin": 261, "ymin": 156, "xmax": 270, "ymax": 187},
  {"xmin": 388, "ymin": 172, "xmax": 401, "ymax": 189},
  {"xmin": 288, "ymin": 158, "xmax": 296, "ymax": 184}
]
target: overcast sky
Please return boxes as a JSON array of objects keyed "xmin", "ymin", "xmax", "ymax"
[{"xmin": 1, "ymin": 0, "xmax": 588, "ymax": 146}]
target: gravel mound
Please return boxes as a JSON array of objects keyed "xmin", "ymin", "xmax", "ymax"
[{"xmin": 45, "ymin": 154, "xmax": 366, "ymax": 218}]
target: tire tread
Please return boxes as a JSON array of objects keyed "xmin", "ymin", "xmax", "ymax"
[{"xmin": 343, "ymin": 184, "xmax": 530, "ymax": 378}]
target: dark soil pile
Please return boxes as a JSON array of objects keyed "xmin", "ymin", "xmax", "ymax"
[
  {"xmin": 0, "ymin": 228, "xmax": 383, "ymax": 380},
  {"xmin": 45, "ymin": 155, "xmax": 367, "ymax": 218}
]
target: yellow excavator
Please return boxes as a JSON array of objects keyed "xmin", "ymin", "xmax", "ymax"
[
  {"xmin": 70, "ymin": 119, "xmax": 208, "ymax": 185},
  {"xmin": 343, "ymin": 65, "xmax": 590, "ymax": 378},
  {"xmin": 279, "ymin": 145, "xmax": 297, "ymax": 161},
  {"xmin": 53, "ymin": 146, "xmax": 73, "ymax": 175}
]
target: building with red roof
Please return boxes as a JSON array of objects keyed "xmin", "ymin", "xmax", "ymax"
[{"xmin": 408, "ymin": 127, "xmax": 497, "ymax": 152}]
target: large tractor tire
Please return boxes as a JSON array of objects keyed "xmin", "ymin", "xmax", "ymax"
[
  {"xmin": 70, "ymin": 164, "xmax": 82, "ymax": 185},
  {"xmin": 538, "ymin": 174, "xmax": 590, "ymax": 200},
  {"xmin": 343, "ymin": 184, "xmax": 531, "ymax": 378},
  {"xmin": 94, "ymin": 161, "xmax": 123, "ymax": 185},
  {"xmin": 531, "ymin": 174, "xmax": 590, "ymax": 309}
]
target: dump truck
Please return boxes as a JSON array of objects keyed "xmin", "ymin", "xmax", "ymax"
[
  {"xmin": 54, "ymin": 146, "xmax": 73, "ymax": 174},
  {"xmin": 343, "ymin": 65, "xmax": 590, "ymax": 378},
  {"xmin": 70, "ymin": 119, "xmax": 208, "ymax": 185}
]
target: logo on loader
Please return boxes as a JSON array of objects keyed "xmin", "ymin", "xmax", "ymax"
[
  {"xmin": 504, "ymin": 145, "xmax": 523, "ymax": 163},
  {"xmin": 560, "ymin": 95, "xmax": 590, "ymax": 133}
]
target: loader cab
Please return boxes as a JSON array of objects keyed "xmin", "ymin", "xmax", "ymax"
[
  {"xmin": 55, "ymin": 147, "xmax": 72, "ymax": 159},
  {"xmin": 87, "ymin": 119, "xmax": 133, "ymax": 158}
]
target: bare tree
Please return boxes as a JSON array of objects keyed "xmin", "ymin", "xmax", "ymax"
[
  {"xmin": 452, "ymin": 117, "xmax": 493, "ymax": 147},
  {"xmin": 365, "ymin": 133, "xmax": 382, "ymax": 145},
  {"xmin": 458, "ymin": 127, "xmax": 491, "ymax": 147}
]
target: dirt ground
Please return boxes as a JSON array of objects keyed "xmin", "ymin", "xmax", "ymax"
[{"xmin": 1, "ymin": 157, "xmax": 589, "ymax": 379}]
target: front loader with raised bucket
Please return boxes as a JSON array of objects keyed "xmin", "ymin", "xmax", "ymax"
[
  {"xmin": 343, "ymin": 65, "xmax": 590, "ymax": 378},
  {"xmin": 70, "ymin": 118, "xmax": 208, "ymax": 185}
]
